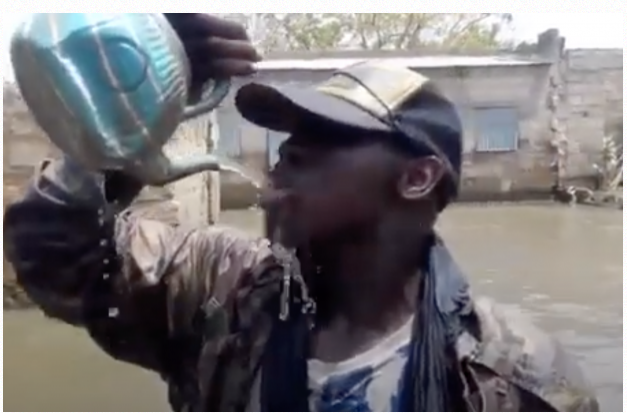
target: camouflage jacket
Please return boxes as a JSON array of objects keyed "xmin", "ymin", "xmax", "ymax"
[{"xmin": 4, "ymin": 159, "xmax": 599, "ymax": 412}]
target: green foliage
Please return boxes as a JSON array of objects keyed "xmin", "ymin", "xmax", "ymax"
[
  {"xmin": 231, "ymin": 13, "xmax": 514, "ymax": 52},
  {"xmin": 594, "ymin": 135, "xmax": 623, "ymax": 191},
  {"xmin": 259, "ymin": 14, "xmax": 346, "ymax": 52}
]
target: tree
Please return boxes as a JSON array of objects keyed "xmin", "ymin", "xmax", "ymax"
[{"xmin": 225, "ymin": 13, "xmax": 514, "ymax": 52}]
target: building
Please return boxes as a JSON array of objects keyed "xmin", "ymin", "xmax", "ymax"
[
  {"xmin": 213, "ymin": 29, "xmax": 623, "ymax": 210},
  {"xmin": 3, "ymin": 30, "xmax": 621, "ymax": 220}
]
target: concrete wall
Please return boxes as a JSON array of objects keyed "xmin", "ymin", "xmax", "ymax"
[
  {"xmin": 560, "ymin": 49, "xmax": 623, "ymax": 181},
  {"xmin": 421, "ymin": 64, "xmax": 555, "ymax": 199}
]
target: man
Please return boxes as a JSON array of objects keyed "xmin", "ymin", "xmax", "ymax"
[{"xmin": 4, "ymin": 14, "xmax": 598, "ymax": 412}]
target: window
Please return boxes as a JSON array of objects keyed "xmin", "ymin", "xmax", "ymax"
[{"xmin": 473, "ymin": 107, "xmax": 520, "ymax": 152}]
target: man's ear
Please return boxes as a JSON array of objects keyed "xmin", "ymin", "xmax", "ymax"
[{"xmin": 397, "ymin": 156, "xmax": 445, "ymax": 201}]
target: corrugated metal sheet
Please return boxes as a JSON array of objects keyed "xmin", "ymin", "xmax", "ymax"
[
  {"xmin": 474, "ymin": 107, "xmax": 520, "ymax": 152},
  {"xmin": 256, "ymin": 55, "xmax": 549, "ymax": 71}
]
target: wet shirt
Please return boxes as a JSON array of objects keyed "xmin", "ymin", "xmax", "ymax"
[{"xmin": 248, "ymin": 317, "xmax": 413, "ymax": 412}]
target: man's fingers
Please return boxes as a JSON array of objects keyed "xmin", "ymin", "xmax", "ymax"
[
  {"xmin": 163, "ymin": 14, "xmax": 261, "ymax": 80},
  {"xmin": 193, "ymin": 59, "xmax": 257, "ymax": 79},
  {"xmin": 189, "ymin": 38, "xmax": 262, "ymax": 63},
  {"xmin": 201, "ymin": 14, "xmax": 250, "ymax": 40},
  {"xmin": 187, "ymin": 38, "xmax": 261, "ymax": 80},
  {"xmin": 169, "ymin": 14, "xmax": 250, "ymax": 41}
]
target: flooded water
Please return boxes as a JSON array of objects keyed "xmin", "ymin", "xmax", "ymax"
[{"xmin": 4, "ymin": 204, "xmax": 623, "ymax": 412}]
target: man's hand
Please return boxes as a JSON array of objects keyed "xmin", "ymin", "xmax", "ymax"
[{"xmin": 164, "ymin": 14, "xmax": 262, "ymax": 87}]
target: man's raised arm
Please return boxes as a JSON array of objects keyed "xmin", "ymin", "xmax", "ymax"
[{"xmin": 3, "ymin": 157, "xmax": 271, "ymax": 373}]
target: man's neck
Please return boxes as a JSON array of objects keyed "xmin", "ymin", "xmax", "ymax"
[
  {"xmin": 312, "ymin": 232, "xmax": 431, "ymax": 331},
  {"xmin": 308, "ymin": 234, "xmax": 430, "ymax": 364}
]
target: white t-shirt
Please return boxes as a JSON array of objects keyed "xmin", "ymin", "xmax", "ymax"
[{"xmin": 248, "ymin": 317, "xmax": 413, "ymax": 411}]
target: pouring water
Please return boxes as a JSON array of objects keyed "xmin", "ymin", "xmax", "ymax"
[
  {"xmin": 212, "ymin": 156, "xmax": 312, "ymax": 319},
  {"xmin": 215, "ymin": 157, "xmax": 264, "ymax": 190}
]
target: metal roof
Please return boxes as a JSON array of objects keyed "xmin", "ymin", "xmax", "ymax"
[{"xmin": 255, "ymin": 55, "xmax": 549, "ymax": 71}]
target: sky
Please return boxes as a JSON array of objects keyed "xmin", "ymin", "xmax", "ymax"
[{"xmin": 1, "ymin": 12, "xmax": 624, "ymax": 80}]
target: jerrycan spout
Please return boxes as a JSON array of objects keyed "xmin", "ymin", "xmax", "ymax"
[
  {"xmin": 166, "ymin": 153, "xmax": 225, "ymax": 182},
  {"xmin": 138, "ymin": 152, "xmax": 222, "ymax": 187},
  {"xmin": 140, "ymin": 152, "xmax": 264, "ymax": 189}
]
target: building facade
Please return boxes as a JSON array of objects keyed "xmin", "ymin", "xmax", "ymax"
[{"xmin": 213, "ymin": 30, "xmax": 622, "ymax": 209}]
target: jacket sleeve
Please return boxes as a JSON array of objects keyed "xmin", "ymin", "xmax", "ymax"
[
  {"xmin": 471, "ymin": 297, "xmax": 600, "ymax": 412},
  {"xmin": 3, "ymin": 158, "xmax": 272, "ymax": 373}
]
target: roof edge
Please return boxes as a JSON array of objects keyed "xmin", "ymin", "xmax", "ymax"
[{"xmin": 255, "ymin": 55, "xmax": 552, "ymax": 71}]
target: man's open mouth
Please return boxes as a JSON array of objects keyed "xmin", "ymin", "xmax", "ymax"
[{"xmin": 260, "ymin": 188, "xmax": 305, "ymax": 246}]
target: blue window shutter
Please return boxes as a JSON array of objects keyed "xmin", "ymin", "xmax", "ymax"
[{"xmin": 474, "ymin": 108, "xmax": 519, "ymax": 152}]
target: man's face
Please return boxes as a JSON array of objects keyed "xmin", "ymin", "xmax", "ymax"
[
  {"xmin": 261, "ymin": 121, "xmax": 445, "ymax": 247},
  {"xmin": 262, "ymin": 123, "xmax": 388, "ymax": 246}
]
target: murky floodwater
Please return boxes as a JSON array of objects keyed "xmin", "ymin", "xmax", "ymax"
[{"xmin": 4, "ymin": 204, "xmax": 623, "ymax": 412}]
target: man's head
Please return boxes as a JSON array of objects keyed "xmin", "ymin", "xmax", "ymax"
[{"xmin": 235, "ymin": 61, "xmax": 463, "ymax": 247}]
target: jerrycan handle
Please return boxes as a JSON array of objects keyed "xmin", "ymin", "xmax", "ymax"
[{"xmin": 183, "ymin": 79, "xmax": 231, "ymax": 120}]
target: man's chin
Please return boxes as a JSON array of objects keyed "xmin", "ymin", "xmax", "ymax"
[
  {"xmin": 264, "ymin": 205, "xmax": 299, "ymax": 244},
  {"xmin": 271, "ymin": 225, "xmax": 306, "ymax": 249}
]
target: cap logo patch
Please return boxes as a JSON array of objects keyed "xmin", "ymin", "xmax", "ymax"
[{"xmin": 317, "ymin": 61, "xmax": 430, "ymax": 119}]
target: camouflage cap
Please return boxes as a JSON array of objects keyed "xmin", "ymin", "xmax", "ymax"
[{"xmin": 235, "ymin": 60, "xmax": 463, "ymax": 201}]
